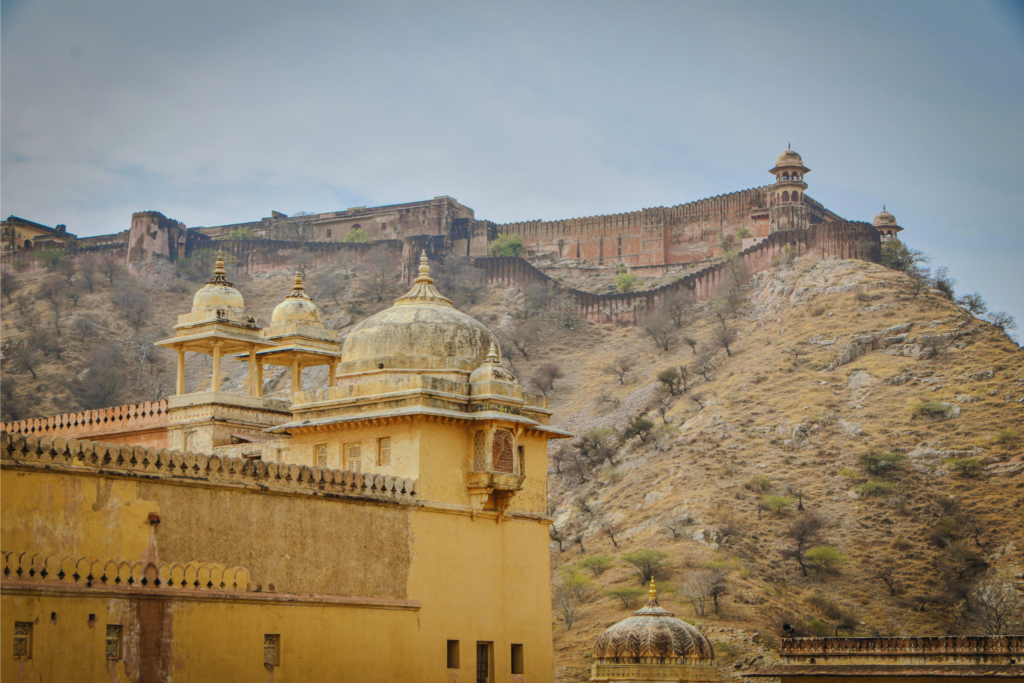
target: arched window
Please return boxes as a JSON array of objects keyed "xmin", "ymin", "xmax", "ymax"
[
  {"xmin": 782, "ymin": 191, "xmax": 790, "ymax": 202},
  {"xmin": 24, "ymin": 239, "xmax": 32, "ymax": 249},
  {"xmin": 792, "ymin": 192, "xmax": 799, "ymax": 202}
]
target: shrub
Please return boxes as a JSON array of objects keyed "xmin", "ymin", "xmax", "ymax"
[
  {"xmin": 578, "ymin": 555, "xmax": 614, "ymax": 577},
  {"xmin": 622, "ymin": 415, "xmax": 654, "ymax": 443},
  {"xmin": 615, "ymin": 272, "xmax": 638, "ymax": 293},
  {"xmin": 621, "ymin": 549, "xmax": 671, "ymax": 584},
  {"xmin": 859, "ymin": 451, "xmax": 906, "ymax": 476},
  {"xmin": 838, "ymin": 467, "xmax": 861, "ymax": 479},
  {"xmin": 744, "ymin": 473, "xmax": 771, "ymax": 494},
  {"xmin": 857, "ymin": 481, "xmax": 897, "ymax": 497},
  {"xmin": 488, "ymin": 234, "xmax": 524, "ymax": 258},
  {"xmin": 342, "ymin": 227, "xmax": 369, "ymax": 243},
  {"xmin": 806, "ymin": 546, "xmax": 850, "ymax": 573},
  {"xmin": 553, "ymin": 566, "xmax": 596, "ymax": 630},
  {"xmin": 910, "ymin": 400, "xmax": 949, "ymax": 419},
  {"xmin": 605, "ymin": 587, "xmax": 646, "ymax": 609},
  {"xmin": 759, "ymin": 495, "xmax": 795, "ymax": 516},
  {"xmin": 947, "ymin": 457, "xmax": 983, "ymax": 477},
  {"xmin": 807, "ymin": 618, "xmax": 832, "ymax": 637},
  {"xmin": 994, "ymin": 430, "xmax": 1020, "ymax": 446},
  {"xmin": 229, "ymin": 226, "xmax": 255, "ymax": 240}
]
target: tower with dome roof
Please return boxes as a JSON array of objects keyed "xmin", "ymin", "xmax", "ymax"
[
  {"xmin": 769, "ymin": 145, "xmax": 812, "ymax": 233},
  {"xmin": 872, "ymin": 206, "xmax": 904, "ymax": 240}
]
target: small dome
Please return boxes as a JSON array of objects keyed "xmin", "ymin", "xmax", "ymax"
[
  {"xmin": 770, "ymin": 145, "xmax": 810, "ymax": 174},
  {"xmin": 469, "ymin": 344, "xmax": 517, "ymax": 385},
  {"xmin": 271, "ymin": 272, "xmax": 324, "ymax": 327},
  {"xmin": 340, "ymin": 252, "xmax": 499, "ymax": 374},
  {"xmin": 593, "ymin": 580, "xmax": 715, "ymax": 664},
  {"xmin": 192, "ymin": 252, "xmax": 245, "ymax": 315},
  {"xmin": 873, "ymin": 207, "xmax": 898, "ymax": 227}
]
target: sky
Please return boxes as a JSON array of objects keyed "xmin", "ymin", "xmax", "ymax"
[{"xmin": 3, "ymin": 0, "xmax": 1023, "ymax": 327}]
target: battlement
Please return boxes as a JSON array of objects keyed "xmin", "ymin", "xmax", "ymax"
[{"xmin": 0, "ymin": 431, "xmax": 419, "ymax": 504}]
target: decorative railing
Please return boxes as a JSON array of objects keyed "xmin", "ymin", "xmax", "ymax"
[
  {"xmin": 1, "ymin": 400, "xmax": 169, "ymax": 438},
  {"xmin": 1, "ymin": 551, "xmax": 249, "ymax": 592},
  {"xmin": 781, "ymin": 636, "xmax": 1024, "ymax": 657},
  {"xmin": 0, "ymin": 431, "xmax": 418, "ymax": 503}
]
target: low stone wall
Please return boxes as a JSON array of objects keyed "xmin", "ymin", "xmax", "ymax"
[
  {"xmin": 475, "ymin": 222, "xmax": 880, "ymax": 325},
  {"xmin": 0, "ymin": 431, "xmax": 419, "ymax": 503}
]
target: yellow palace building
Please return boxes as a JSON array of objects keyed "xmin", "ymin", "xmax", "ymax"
[{"xmin": 1, "ymin": 253, "xmax": 570, "ymax": 682}]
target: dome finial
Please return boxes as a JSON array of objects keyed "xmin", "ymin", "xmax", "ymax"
[
  {"xmin": 486, "ymin": 342, "xmax": 499, "ymax": 363},
  {"xmin": 649, "ymin": 576, "xmax": 657, "ymax": 601},
  {"xmin": 788, "ymin": 142, "xmax": 791, "ymax": 150},
  {"xmin": 415, "ymin": 250, "xmax": 434, "ymax": 285},
  {"xmin": 206, "ymin": 251, "xmax": 232, "ymax": 286},
  {"xmin": 292, "ymin": 271, "xmax": 305, "ymax": 294}
]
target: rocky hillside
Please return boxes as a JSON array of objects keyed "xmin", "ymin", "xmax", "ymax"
[
  {"xmin": 2, "ymin": 251, "xmax": 1022, "ymax": 683},
  {"xmin": 488, "ymin": 256, "xmax": 1023, "ymax": 681}
]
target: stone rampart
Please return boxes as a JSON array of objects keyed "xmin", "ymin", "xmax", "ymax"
[
  {"xmin": 0, "ymin": 431, "xmax": 419, "ymax": 503},
  {"xmin": 211, "ymin": 238, "xmax": 404, "ymax": 276},
  {"xmin": 476, "ymin": 221, "xmax": 880, "ymax": 325},
  {"xmin": 1, "ymin": 400, "xmax": 170, "ymax": 448}
]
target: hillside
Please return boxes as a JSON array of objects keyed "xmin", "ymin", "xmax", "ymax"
[{"xmin": 1, "ymin": 251, "xmax": 1023, "ymax": 682}]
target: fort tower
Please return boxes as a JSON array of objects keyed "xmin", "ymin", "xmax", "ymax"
[{"xmin": 769, "ymin": 146, "xmax": 812, "ymax": 233}]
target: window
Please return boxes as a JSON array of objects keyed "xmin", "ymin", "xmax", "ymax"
[
  {"xmin": 106, "ymin": 625, "xmax": 123, "ymax": 660},
  {"xmin": 492, "ymin": 430, "xmax": 514, "ymax": 473},
  {"xmin": 381, "ymin": 222, "xmax": 387, "ymax": 231},
  {"xmin": 476, "ymin": 643, "xmax": 492, "ymax": 683},
  {"xmin": 276, "ymin": 448, "xmax": 289, "ymax": 463},
  {"xmin": 378, "ymin": 437, "xmax": 391, "ymax": 466},
  {"xmin": 326, "ymin": 229, "xmax": 332, "ymax": 238},
  {"xmin": 264, "ymin": 634, "xmax": 280, "ymax": 667},
  {"xmin": 782, "ymin": 191, "xmax": 790, "ymax": 202},
  {"xmin": 473, "ymin": 432, "xmax": 487, "ymax": 471},
  {"xmin": 315, "ymin": 444, "xmax": 328, "ymax": 468},
  {"xmin": 517, "ymin": 446, "xmax": 525, "ymax": 476},
  {"xmin": 447, "ymin": 640, "xmax": 460, "ymax": 669},
  {"xmin": 511, "ymin": 644, "xmax": 524, "ymax": 674},
  {"xmin": 345, "ymin": 443, "xmax": 361, "ymax": 472},
  {"xmin": 13, "ymin": 622, "xmax": 32, "ymax": 659}
]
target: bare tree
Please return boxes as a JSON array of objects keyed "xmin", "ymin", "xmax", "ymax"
[
  {"xmin": 431, "ymin": 256, "xmax": 487, "ymax": 307},
  {"xmin": 71, "ymin": 346, "xmax": 126, "ymax": 408},
  {"xmin": 781, "ymin": 512, "xmax": 824, "ymax": 577},
  {"xmin": 531, "ymin": 363, "xmax": 564, "ymax": 396},
  {"xmin": 113, "ymin": 279, "xmax": 150, "ymax": 331},
  {"xmin": 98, "ymin": 254, "xmax": 124, "ymax": 286},
  {"xmin": 355, "ymin": 246, "xmax": 401, "ymax": 303},
  {"xmin": 65, "ymin": 282, "xmax": 83, "ymax": 307},
  {"xmin": 693, "ymin": 350, "xmax": 716, "ymax": 381},
  {"xmin": 33, "ymin": 332, "xmax": 67, "ymax": 360},
  {"xmin": 689, "ymin": 391, "xmax": 707, "ymax": 410},
  {"xmin": 10, "ymin": 343, "xmax": 40, "ymax": 379},
  {"xmin": 970, "ymin": 578, "xmax": 1024, "ymax": 635},
  {"xmin": 39, "ymin": 280, "xmax": 64, "ymax": 335},
  {"xmin": 665, "ymin": 291, "xmax": 694, "ymax": 328},
  {"xmin": 642, "ymin": 311, "xmax": 673, "ymax": 352},
  {"xmin": 549, "ymin": 524, "xmax": 566, "ymax": 552},
  {"xmin": 986, "ymin": 312, "xmax": 1018, "ymax": 334},
  {"xmin": 524, "ymin": 283, "xmax": 555, "ymax": 317},
  {"xmin": 956, "ymin": 293, "xmax": 987, "ymax": 316},
  {"xmin": 682, "ymin": 335, "xmax": 699, "ymax": 354},
  {"xmin": 648, "ymin": 386, "xmax": 673, "ymax": 424},
  {"xmin": 683, "ymin": 571, "xmax": 714, "ymax": 617},
  {"xmin": 712, "ymin": 324, "xmax": 737, "ymax": 357},
  {"xmin": 932, "ymin": 266, "xmax": 956, "ymax": 300},
  {"xmin": 604, "ymin": 355, "xmax": 634, "ymax": 384},
  {"xmin": 73, "ymin": 315, "xmax": 99, "ymax": 343},
  {"xmin": 600, "ymin": 521, "xmax": 622, "ymax": 549},
  {"xmin": 57, "ymin": 258, "xmax": 77, "ymax": 286},
  {"xmin": 79, "ymin": 256, "xmax": 98, "ymax": 292},
  {"xmin": 661, "ymin": 510, "xmax": 693, "ymax": 540},
  {"xmin": 509, "ymin": 318, "xmax": 543, "ymax": 359},
  {"xmin": 0, "ymin": 273, "xmax": 20, "ymax": 304},
  {"xmin": 874, "ymin": 565, "xmax": 902, "ymax": 596},
  {"xmin": 546, "ymin": 292, "xmax": 581, "ymax": 329},
  {"xmin": 553, "ymin": 568, "xmax": 596, "ymax": 630},
  {"xmin": 315, "ymin": 269, "xmax": 350, "ymax": 304}
]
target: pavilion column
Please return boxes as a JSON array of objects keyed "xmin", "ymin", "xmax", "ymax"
[
  {"xmin": 328, "ymin": 362, "xmax": 336, "ymax": 388},
  {"xmin": 256, "ymin": 361, "xmax": 264, "ymax": 398},
  {"xmin": 247, "ymin": 348, "xmax": 257, "ymax": 396},
  {"xmin": 176, "ymin": 348, "xmax": 186, "ymax": 395},
  {"xmin": 291, "ymin": 359, "xmax": 300, "ymax": 401},
  {"xmin": 212, "ymin": 342, "xmax": 222, "ymax": 393}
]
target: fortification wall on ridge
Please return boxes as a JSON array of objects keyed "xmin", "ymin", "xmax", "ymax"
[{"xmin": 476, "ymin": 221, "xmax": 879, "ymax": 325}]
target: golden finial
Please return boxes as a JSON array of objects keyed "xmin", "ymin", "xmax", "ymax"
[
  {"xmin": 649, "ymin": 576, "xmax": 657, "ymax": 601},
  {"xmin": 414, "ymin": 250, "xmax": 434, "ymax": 284},
  {"xmin": 293, "ymin": 271, "xmax": 304, "ymax": 293},
  {"xmin": 486, "ymin": 342, "xmax": 499, "ymax": 363},
  {"xmin": 207, "ymin": 251, "xmax": 231, "ymax": 286}
]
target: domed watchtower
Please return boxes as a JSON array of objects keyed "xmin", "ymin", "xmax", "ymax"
[
  {"xmin": 872, "ymin": 206, "xmax": 903, "ymax": 241},
  {"xmin": 591, "ymin": 579, "xmax": 719, "ymax": 682},
  {"xmin": 769, "ymin": 145, "xmax": 811, "ymax": 233}
]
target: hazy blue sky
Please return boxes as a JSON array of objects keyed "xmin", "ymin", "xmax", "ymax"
[{"xmin": 3, "ymin": 0, "xmax": 1022, "ymax": 326}]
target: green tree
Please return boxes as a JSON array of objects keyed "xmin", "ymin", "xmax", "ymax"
[
  {"xmin": 622, "ymin": 415, "xmax": 654, "ymax": 443},
  {"xmin": 605, "ymin": 587, "xmax": 646, "ymax": 609},
  {"xmin": 36, "ymin": 247, "xmax": 66, "ymax": 271},
  {"xmin": 806, "ymin": 546, "xmax": 850, "ymax": 574},
  {"xmin": 947, "ymin": 457, "xmax": 983, "ymax": 477},
  {"xmin": 488, "ymin": 234, "xmax": 524, "ymax": 258},
  {"xmin": 759, "ymin": 495, "xmax": 795, "ymax": 516},
  {"xmin": 880, "ymin": 239, "xmax": 929, "ymax": 272},
  {"xmin": 616, "ymin": 271, "xmax": 638, "ymax": 293},
  {"xmin": 553, "ymin": 566, "xmax": 596, "ymax": 630},
  {"xmin": 621, "ymin": 549, "xmax": 671, "ymax": 584},
  {"xmin": 579, "ymin": 555, "xmax": 614, "ymax": 577},
  {"xmin": 657, "ymin": 366, "xmax": 687, "ymax": 396},
  {"xmin": 342, "ymin": 227, "xmax": 369, "ymax": 243}
]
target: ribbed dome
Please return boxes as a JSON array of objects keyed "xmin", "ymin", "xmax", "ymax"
[
  {"xmin": 770, "ymin": 146, "xmax": 810, "ymax": 175},
  {"xmin": 340, "ymin": 252, "xmax": 499, "ymax": 374},
  {"xmin": 192, "ymin": 253, "xmax": 245, "ymax": 315},
  {"xmin": 593, "ymin": 582, "xmax": 715, "ymax": 664},
  {"xmin": 873, "ymin": 208, "xmax": 898, "ymax": 227},
  {"xmin": 271, "ymin": 272, "xmax": 324, "ymax": 326}
]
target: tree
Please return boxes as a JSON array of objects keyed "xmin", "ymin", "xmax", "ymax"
[
  {"xmin": 71, "ymin": 346, "xmax": 127, "ymax": 409},
  {"xmin": 642, "ymin": 311, "xmax": 673, "ymax": 352},
  {"xmin": 524, "ymin": 283, "xmax": 554, "ymax": 317},
  {"xmin": 38, "ymin": 280, "xmax": 64, "ymax": 335},
  {"xmin": 57, "ymin": 258, "xmax": 77, "ymax": 285},
  {"xmin": 73, "ymin": 315, "xmax": 99, "ymax": 343},
  {"xmin": 906, "ymin": 263, "xmax": 931, "ymax": 301},
  {"xmin": 530, "ymin": 363, "xmax": 564, "ymax": 396},
  {"xmin": 712, "ymin": 324, "xmax": 737, "ymax": 357},
  {"xmin": 604, "ymin": 356, "xmax": 634, "ymax": 384},
  {"xmin": 65, "ymin": 283, "xmax": 83, "ymax": 307},
  {"xmin": 693, "ymin": 350, "xmax": 716, "ymax": 381},
  {"xmin": 621, "ymin": 549, "xmax": 671, "ymax": 584},
  {"xmin": 881, "ymin": 240, "xmax": 929, "ymax": 273},
  {"xmin": 98, "ymin": 254, "xmax": 125, "ymax": 285},
  {"xmin": 549, "ymin": 525, "xmax": 566, "ymax": 552},
  {"xmin": 355, "ymin": 246, "xmax": 401, "ymax": 303},
  {"xmin": 10, "ymin": 343, "xmax": 40, "ymax": 379},
  {"xmin": 648, "ymin": 386, "xmax": 673, "ymax": 425},
  {"xmin": 508, "ymin": 318, "xmax": 543, "ymax": 359},
  {"xmin": 36, "ymin": 247, "xmax": 66, "ymax": 272},
  {"xmin": 572, "ymin": 428, "xmax": 618, "ymax": 469},
  {"xmin": 600, "ymin": 520, "xmax": 623, "ymax": 548},
  {"xmin": 874, "ymin": 565, "xmax": 902, "ymax": 596},
  {"xmin": 78, "ymin": 256, "xmax": 98, "ymax": 293},
  {"xmin": 488, "ymin": 234, "xmax": 524, "ymax": 258},
  {"xmin": 956, "ymin": 293, "xmax": 988, "ymax": 316},
  {"xmin": 229, "ymin": 226, "xmax": 256, "ymax": 240},
  {"xmin": 806, "ymin": 546, "xmax": 850, "ymax": 574},
  {"xmin": 986, "ymin": 312, "xmax": 1018, "ymax": 334},
  {"xmin": 431, "ymin": 256, "xmax": 487, "ymax": 307},
  {"xmin": 33, "ymin": 332, "xmax": 67, "ymax": 360},
  {"xmin": 622, "ymin": 414, "xmax": 654, "ymax": 443},
  {"xmin": 689, "ymin": 391, "xmax": 707, "ymax": 410},
  {"xmin": 112, "ymin": 279, "xmax": 150, "ymax": 331},
  {"xmin": 700, "ymin": 561, "xmax": 734, "ymax": 614},
  {"xmin": 546, "ymin": 292, "xmax": 580, "ymax": 329},
  {"xmin": 657, "ymin": 366, "xmax": 687, "ymax": 396},
  {"xmin": 661, "ymin": 510, "xmax": 694, "ymax": 540},
  {"xmin": 970, "ymin": 578, "xmax": 1024, "ymax": 635},
  {"xmin": 315, "ymin": 269, "xmax": 349, "ymax": 304},
  {"xmin": 682, "ymin": 335, "xmax": 699, "ymax": 354},
  {"xmin": 1, "ymin": 272, "xmax": 20, "ymax": 303},
  {"xmin": 781, "ymin": 512, "xmax": 824, "ymax": 577},
  {"xmin": 760, "ymin": 495, "xmax": 795, "ymax": 517},
  {"xmin": 932, "ymin": 266, "xmax": 956, "ymax": 299},
  {"xmin": 615, "ymin": 271, "xmax": 638, "ymax": 293},
  {"xmin": 859, "ymin": 451, "xmax": 906, "ymax": 476},
  {"xmin": 665, "ymin": 291, "xmax": 694, "ymax": 328},
  {"xmin": 683, "ymin": 571, "xmax": 714, "ymax": 616},
  {"xmin": 605, "ymin": 587, "xmax": 646, "ymax": 609},
  {"xmin": 578, "ymin": 555, "xmax": 614, "ymax": 577}
]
